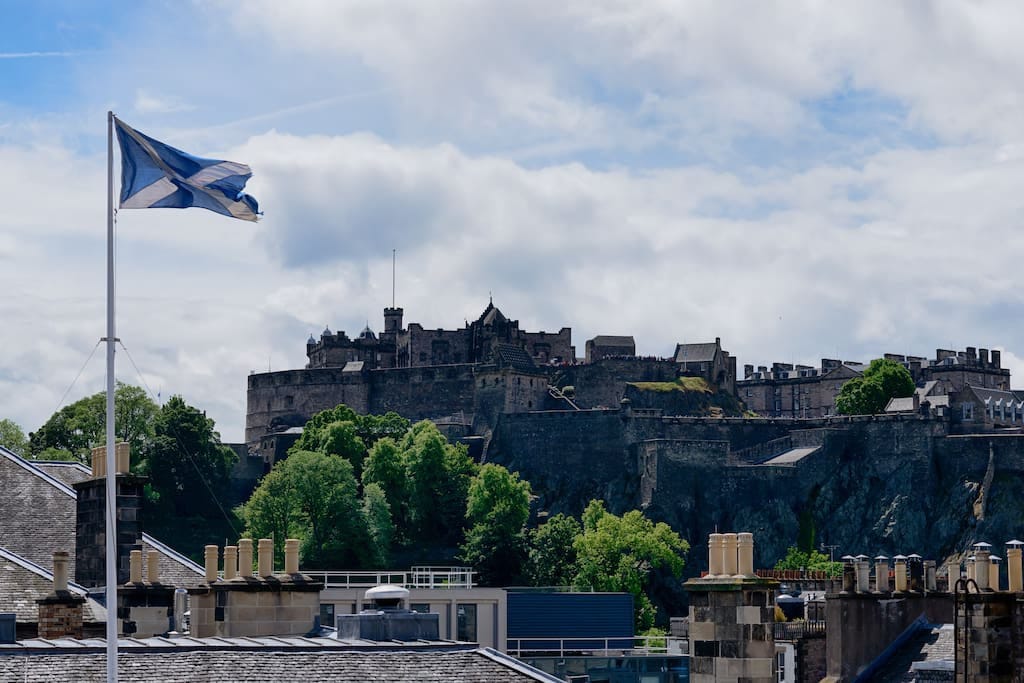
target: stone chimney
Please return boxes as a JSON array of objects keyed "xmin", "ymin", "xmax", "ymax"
[
  {"xmin": 118, "ymin": 546, "xmax": 175, "ymax": 638},
  {"xmin": 686, "ymin": 532, "xmax": 776, "ymax": 683},
  {"xmin": 74, "ymin": 443, "xmax": 146, "ymax": 588},
  {"xmin": 874, "ymin": 556, "xmax": 890, "ymax": 593},
  {"xmin": 188, "ymin": 538, "xmax": 323, "ymax": 638},
  {"xmin": 991, "ymin": 349, "xmax": 1002, "ymax": 369},
  {"xmin": 36, "ymin": 551, "xmax": 85, "ymax": 639}
]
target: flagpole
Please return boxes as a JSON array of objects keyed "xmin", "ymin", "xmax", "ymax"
[{"xmin": 105, "ymin": 110, "xmax": 119, "ymax": 682}]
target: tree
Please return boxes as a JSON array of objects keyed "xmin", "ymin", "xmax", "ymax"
[
  {"xmin": 0, "ymin": 419, "xmax": 28, "ymax": 456},
  {"xmin": 28, "ymin": 383, "xmax": 158, "ymax": 464},
  {"xmin": 239, "ymin": 450, "xmax": 369, "ymax": 568},
  {"xmin": 362, "ymin": 437, "xmax": 408, "ymax": 532},
  {"xmin": 402, "ymin": 421, "xmax": 477, "ymax": 546},
  {"xmin": 361, "ymin": 483, "xmax": 394, "ymax": 568},
  {"xmin": 774, "ymin": 546, "xmax": 841, "ymax": 576},
  {"xmin": 835, "ymin": 358, "xmax": 915, "ymax": 415},
  {"xmin": 526, "ymin": 513, "xmax": 581, "ymax": 587},
  {"xmin": 140, "ymin": 395, "xmax": 237, "ymax": 519},
  {"xmin": 458, "ymin": 464, "xmax": 531, "ymax": 586},
  {"xmin": 574, "ymin": 501, "xmax": 689, "ymax": 631}
]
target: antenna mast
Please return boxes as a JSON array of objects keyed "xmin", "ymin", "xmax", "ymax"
[{"xmin": 392, "ymin": 249, "xmax": 396, "ymax": 308}]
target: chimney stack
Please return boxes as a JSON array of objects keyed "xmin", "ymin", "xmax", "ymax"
[
  {"xmin": 855, "ymin": 559, "xmax": 870, "ymax": 593},
  {"xmin": 75, "ymin": 443, "xmax": 145, "ymax": 588},
  {"xmin": 37, "ymin": 551, "xmax": 85, "ymax": 639},
  {"xmin": 989, "ymin": 556, "xmax": 1001, "ymax": 591}
]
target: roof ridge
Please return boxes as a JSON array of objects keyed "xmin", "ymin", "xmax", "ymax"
[
  {"xmin": 0, "ymin": 446, "xmax": 77, "ymax": 498},
  {"xmin": 0, "ymin": 546, "xmax": 89, "ymax": 595},
  {"xmin": 476, "ymin": 647, "xmax": 567, "ymax": 682},
  {"xmin": 141, "ymin": 533, "xmax": 205, "ymax": 575}
]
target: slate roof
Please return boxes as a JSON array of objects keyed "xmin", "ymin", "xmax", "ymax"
[
  {"xmin": 590, "ymin": 335, "xmax": 635, "ymax": 347},
  {"xmin": 0, "ymin": 548, "xmax": 106, "ymax": 624},
  {"xmin": 33, "ymin": 461, "xmax": 92, "ymax": 487},
  {"xmin": 0, "ymin": 644, "xmax": 563, "ymax": 682},
  {"xmin": 493, "ymin": 344, "xmax": 537, "ymax": 372},
  {"xmin": 478, "ymin": 302, "xmax": 508, "ymax": 327},
  {"xmin": 0, "ymin": 447, "xmax": 77, "ymax": 572},
  {"xmin": 674, "ymin": 342, "xmax": 719, "ymax": 364},
  {"xmin": 0, "ymin": 447, "xmax": 203, "ymax": 587},
  {"xmin": 139, "ymin": 535, "xmax": 205, "ymax": 589},
  {"xmin": 868, "ymin": 623, "xmax": 953, "ymax": 682}
]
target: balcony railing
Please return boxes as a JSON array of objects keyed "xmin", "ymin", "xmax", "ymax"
[
  {"xmin": 507, "ymin": 635, "xmax": 689, "ymax": 657},
  {"xmin": 304, "ymin": 566, "xmax": 475, "ymax": 590}
]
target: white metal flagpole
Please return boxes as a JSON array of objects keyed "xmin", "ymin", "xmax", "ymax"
[{"xmin": 105, "ymin": 110, "xmax": 119, "ymax": 682}]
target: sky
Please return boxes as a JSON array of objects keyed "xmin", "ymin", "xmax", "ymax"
[{"xmin": 4, "ymin": 0, "xmax": 1024, "ymax": 443}]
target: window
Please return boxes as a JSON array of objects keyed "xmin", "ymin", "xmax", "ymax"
[
  {"xmin": 319, "ymin": 603, "xmax": 335, "ymax": 628},
  {"xmin": 457, "ymin": 604, "xmax": 477, "ymax": 642},
  {"xmin": 410, "ymin": 603, "xmax": 430, "ymax": 614}
]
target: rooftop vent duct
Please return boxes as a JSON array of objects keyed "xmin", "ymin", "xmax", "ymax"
[{"xmin": 335, "ymin": 585, "xmax": 440, "ymax": 641}]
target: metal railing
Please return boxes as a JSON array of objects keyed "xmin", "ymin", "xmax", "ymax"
[
  {"xmin": 773, "ymin": 620, "xmax": 826, "ymax": 640},
  {"xmin": 507, "ymin": 635, "xmax": 689, "ymax": 657},
  {"xmin": 304, "ymin": 566, "xmax": 475, "ymax": 590}
]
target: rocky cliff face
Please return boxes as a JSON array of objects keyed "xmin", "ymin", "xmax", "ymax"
[{"xmin": 488, "ymin": 412, "xmax": 1024, "ymax": 576}]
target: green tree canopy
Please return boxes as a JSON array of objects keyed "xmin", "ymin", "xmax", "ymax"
[
  {"xmin": 458, "ymin": 464, "xmax": 531, "ymax": 586},
  {"xmin": 140, "ymin": 395, "xmax": 237, "ymax": 519},
  {"xmin": 574, "ymin": 501, "xmax": 689, "ymax": 631},
  {"xmin": 28, "ymin": 383, "xmax": 158, "ymax": 464},
  {"xmin": 402, "ymin": 421, "xmax": 477, "ymax": 546},
  {"xmin": 239, "ymin": 449, "xmax": 370, "ymax": 568},
  {"xmin": 835, "ymin": 358, "xmax": 915, "ymax": 415},
  {"xmin": 774, "ymin": 546, "xmax": 842, "ymax": 576},
  {"xmin": 0, "ymin": 419, "xmax": 28, "ymax": 457},
  {"xmin": 526, "ymin": 513, "xmax": 582, "ymax": 587}
]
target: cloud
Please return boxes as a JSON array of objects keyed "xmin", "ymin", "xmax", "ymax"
[{"xmin": 133, "ymin": 90, "xmax": 194, "ymax": 115}]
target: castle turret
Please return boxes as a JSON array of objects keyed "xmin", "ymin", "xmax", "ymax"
[{"xmin": 384, "ymin": 307, "xmax": 404, "ymax": 333}]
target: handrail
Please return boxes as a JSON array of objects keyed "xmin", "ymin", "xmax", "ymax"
[
  {"xmin": 303, "ymin": 566, "xmax": 476, "ymax": 589},
  {"xmin": 507, "ymin": 635, "xmax": 688, "ymax": 657}
]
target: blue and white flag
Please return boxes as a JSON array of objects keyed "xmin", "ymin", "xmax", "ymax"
[{"xmin": 114, "ymin": 117, "xmax": 260, "ymax": 221}]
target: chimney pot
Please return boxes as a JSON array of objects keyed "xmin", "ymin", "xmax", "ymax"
[
  {"xmin": 204, "ymin": 545, "xmax": 218, "ymax": 583},
  {"xmin": 129, "ymin": 549, "xmax": 143, "ymax": 584},
  {"xmin": 874, "ymin": 557, "xmax": 890, "ymax": 593},
  {"xmin": 736, "ymin": 532, "xmax": 754, "ymax": 576},
  {"xmin": 974, "ymin": 549, "xmax": 991, "ymax": 590},
  {"xmin": 893, "ymin": 556, "xmax": 908, "ymax": 592},
  {"xmin": 147, "ymin": 550, "xmax": 159, "ymax": 584},
  {"xmin": 257, "ymin": 538, "xmax": 273, "ymax": 578},
  {"xmin": 224, "ymin": 546, "xmax": 238, "ymax": 580},
  {"xmin": 855, "ymin": 560, "xmax": 870, "ymax": 593},
  {"xmin": 722, "ymin": 533, "xmax": 738, "ymax": 576},
  {"xmin": 115, "ymin": 442, "xmax": 130, "ymax": 474},
  {"xmin": 238, "ymin": 539, "xmax": 254, "ymax": 577},
  {"xmin": 52, "ymin": 551, "xmax": 70, "ymax": 593},
  {"xmin": 90, "ymin": 447, "xmax": 105, "ymax": 478},
  {"xmin": 707, "ymin": 533, "xmax": 724, "ymax": 576},
  {"xmin": 284, "ymin": 539, "xmax": 300, "ymax": 574},
  {"xmin": 1007, "ymin": 544, "xmax": 1023, "ymax": 592}
]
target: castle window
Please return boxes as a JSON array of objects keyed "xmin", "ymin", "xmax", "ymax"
[
  {"xmin": 528, "ymin": 400, "xmax": 533, "ymax": 408},
  {"xmin": 285, "ymin": 395, "xmax": 294, "ymax": 408}
]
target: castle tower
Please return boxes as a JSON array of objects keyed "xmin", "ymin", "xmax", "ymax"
[{"xmin": 383, "ymin": 307, "xmax": 404, "ymax": 333}]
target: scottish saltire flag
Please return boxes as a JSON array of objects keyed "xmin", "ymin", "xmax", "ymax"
[{"xmin": 114, "ymin": 117, "xmax": 260, "ymax": 221}]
